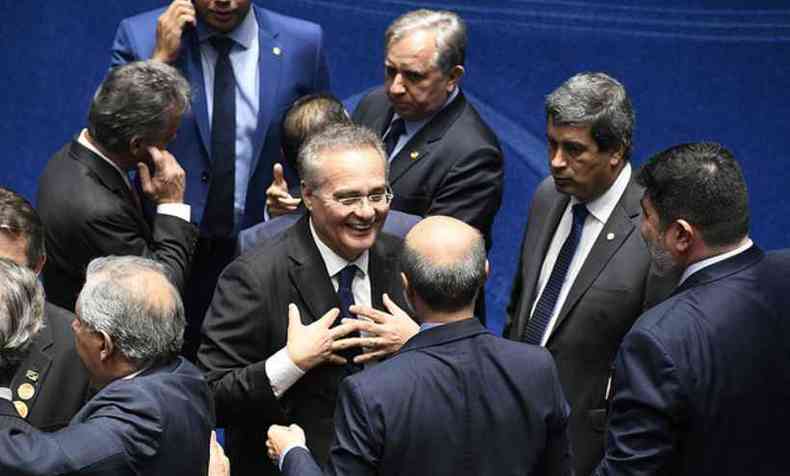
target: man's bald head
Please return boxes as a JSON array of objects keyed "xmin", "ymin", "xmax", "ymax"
[{"xmin": 400, "ymin": 216, "xmax": 487, "ymax": 314}]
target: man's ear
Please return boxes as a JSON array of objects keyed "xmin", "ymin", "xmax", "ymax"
[
  {"xmin": 446, "ymin": 65, "xmax": 465, "ymax": 92},
  {"xmin": 400, "ymin": 272, "xmax": 410, "ymax": 293},
  {"xmin": 301, "ymin": 181, "xmax": 313, "ymax": 211},
  {"xmin": 98, "ymin": 330, "xmax": 115, "ymax": 362},
  {"xmin": 129, "ymin": 136, "xmax": 145, "ymax": 158},
  {"xmin": 668, "ymin": 219, "xmax": 695, "ymax": 254},
  {"xmin": 32, "ymin": 255, "xmax": 46, "ymax": 275}
]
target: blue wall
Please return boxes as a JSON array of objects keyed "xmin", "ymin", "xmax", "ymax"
[{"xmin": 2, "ymin": 1, "xmax": 788, "ymax": 334}]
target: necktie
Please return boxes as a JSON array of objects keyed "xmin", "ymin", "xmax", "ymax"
[
  {"xmin": 524, "ymin": 203, "xmax": 589, "ymax": 345},
  {"xmin": 202, "ymin": 36, "xmax": 236, "ymax": 238},
  {"xmin": 383, "ymin": 118, "xmax": 405, "ymax": 158},
  {"xmin": 336, "ymin": 264, "xmax": 362, "ymax": 367}
]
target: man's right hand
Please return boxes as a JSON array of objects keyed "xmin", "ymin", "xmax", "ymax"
[
  {"xmin": 152, "ymin": 0, "xmax": 197, "ymax": 63},
  {"xmin": 286, "ymin": 304, "xmax": 355, "ymax": 371},
  {"xmin": 266, "ymin": 163, "xmax": 301, "ymax": 217},
  {"xmin": 138, "ymin": 146, "xmax": 186, "ymax": 205}
]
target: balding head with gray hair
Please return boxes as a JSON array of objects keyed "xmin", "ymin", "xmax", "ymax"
[
  {"xmin": 385, "ymin": 9, "xmax": 466, "ymax": 76},
  {"xmin": 76, "ymin": 256, "xmax": 185, "ymax": 367},
  {"xmin": 0, "ymin": 258, "xmax": 45, "ymax": 376}
]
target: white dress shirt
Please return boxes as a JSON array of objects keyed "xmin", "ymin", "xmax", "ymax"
[
  {"xmin": 0, "ymin": 387, "xmax": 11, "ymax": 402},
  {"xmin": 531, "ymin": 163, "xmax": 632, "ymax": 346}
]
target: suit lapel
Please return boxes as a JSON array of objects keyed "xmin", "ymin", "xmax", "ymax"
[
  {"xmin": 180, "ymin": 29, "xmax": 211, "ymax": 161},
  {"xmin": 388, "ymin": 91, "xmax": 467, "ymax": 185},
  {"xmin": 287, "ymin": 217, "xmax": 339, "ymax": 323},
  {"xmin": 249, "ymin": 6, "xmax": 282, "ymax": 176},
  {"xmin": 10, "ymin": 316, "xmax": 54, "ymax": 418}
]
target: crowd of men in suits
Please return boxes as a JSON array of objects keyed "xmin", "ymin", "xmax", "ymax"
[{"xmin": 0, "ymin": 1, "xmax": 787, "ymax": 475}]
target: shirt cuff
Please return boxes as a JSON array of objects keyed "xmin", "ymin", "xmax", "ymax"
[
  {"xmin": 279, "ymin": 444, "xmax": 309, "ymax": 471},
  {"xmin": 265, "ymin": 347, "xmax": 306, "ymax": 398},
  {"xmin": 156, "ymin": 203, "xmax": 191, "ymax": 222}
]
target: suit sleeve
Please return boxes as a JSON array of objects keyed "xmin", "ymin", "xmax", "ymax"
[
  {"xmin": 197, "ymin": 257, "xmax": 288, "ymax": 428},
  {"xmin": 312, "ymin": 25, "xmax": 331, "ymax": 92},
  {"xmin": 592, "ymin": 328, "xmax": 687, "ymax": 476},
  {"xmin": 540, "ymin": 351, "xmax": 574, "ymax": 476}
]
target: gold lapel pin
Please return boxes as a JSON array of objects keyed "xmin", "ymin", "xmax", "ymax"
[
  {"xmin": 410, "ymin": 151, "xmax": 420, "ymax": 160},
  {"xmin": 606, "ymin": 232, "xmax": 615, "ymax": 241},
  {"xmin": 14, "ymin": 401, "xmax": 28, "ymax": 418},
  {"xmin": 25, "ymin": 370, "xmax": 39, "ymax": 382},
  {"xmin": 17, "ymin": 383, "xmax": 35, "ymax": 401},
  {"xmin": 273, "ymin": 47, "xmax": 282, "ymax": 56}
]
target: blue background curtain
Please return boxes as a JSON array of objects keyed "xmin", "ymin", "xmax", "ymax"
[{"xmin": 3, "ymin": 1, "xmax": 788, "ymax": 334}]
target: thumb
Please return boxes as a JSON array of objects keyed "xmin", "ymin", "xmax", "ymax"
[
  {"xmin": 287, "ymin": 304, "xmax": 302, "ymax": 333},
  {"xmin": 273, "ymin": 163, "xmax": 287, "ymax": 186},
  {"xmin": 137, "ymin": 162, "xmax": 153, "ymax": 192}
]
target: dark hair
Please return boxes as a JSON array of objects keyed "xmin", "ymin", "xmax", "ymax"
[
  {"xmin": 281, "ymin": 93, "xmax": 350, "ymax": 171},
  {"xmin": 636, "ymin": 142, "xmax": 749, "ymax": 247},
  {"xmin": 400, "ymin": 230, "xmax": 486, "ymax": 312},
  {"xmin": 0, "ymin": 187, "xmax": 45, "ymax": 267},
  {"xmin": 546, "ymin": 72, "xmax": 634, "ymax": 161}
]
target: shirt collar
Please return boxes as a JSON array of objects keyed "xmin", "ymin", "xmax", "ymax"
[
  {"xmin": 0, "ymin": 387, "xmax": 11, "ymax": 402},
  {"xmin": 392, "ymin": 87, "xmax": 460, "ymax": 136},
  {"xmin": 572, "ymin": 162, "xmax": 632, "ymax": 225},
  {"xmin": 308, "ymin": 219, "xmax": 369, "ymax": 278},
  {"xmin": 678, "ymin": 238, "xmax": 754, "ymax": 286},
  {"xmin": 77, "ymin": 129, "xmax": 131, "ymax": 187},
  {"xmin": 198, "ymin": 7, "xmax": 258, "ymax": 49}
]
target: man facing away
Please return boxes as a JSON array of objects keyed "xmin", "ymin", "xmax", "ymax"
[
  {"xmin": 593, "ymin": 143, "xmax": 790, "ymax": 475},
  {"xmin": 267, "ymin": 216, "xmax": 573, "ymax": 476}
]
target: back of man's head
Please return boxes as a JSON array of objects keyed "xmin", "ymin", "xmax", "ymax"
[
  {"xmin": 76, "ymin": 256, "xmax": 185, "ymax": 369},
  {"xmin": 400, "ymin": 216, "xmax": 486, "ymax": 316},
  {"xmin": 0, "ymin": 187, "xmax": 45, "ymax": 271},
  {"xmin": 0, "ymin": 258, "xmax": 45, "ymax": 381},
  {"xmin": 281, "ymin": 93, "xmax": 350, "ymax": 171},
  {"xmin": 636, "ymin": 142, "xmax": 749, "ymax": 247}
]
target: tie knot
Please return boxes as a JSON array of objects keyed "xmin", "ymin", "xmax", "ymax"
[
  {"xmin": 337, "ymin": 265, "xmax": 357, "ymax": 291},
  {"xmin": 209, "ymin": 36, "xmax": 235, "ymax": 56},
  {"xmin": 571, "ymin": 203, "xmax": 589, "ymax": 225}
]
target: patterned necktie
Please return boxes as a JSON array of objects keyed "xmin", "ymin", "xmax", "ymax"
[
  {"xmin": 383, "ymin": 118, "xmax": 406, "ymax": 158},
  {"xmin": 336, "ymin": 264, "xmax": 362, "ymax": 368},
  {"xmin": 524, "ymin": 203, "xmax": 589, "ymax": 345},
  {"xmin": 202, "ymin": 36, "xmax": 236, "ymax": 238}
]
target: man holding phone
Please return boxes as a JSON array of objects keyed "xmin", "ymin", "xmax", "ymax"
[
  {"xmin": 37, "ymin": 60, "xmax": 198, "ymax": 313},
  {"xmin": 110, "ymin": 0, "xmax": 331, "ymax": 358}
]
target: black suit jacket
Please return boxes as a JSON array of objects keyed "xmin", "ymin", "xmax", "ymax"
[
  {"xmin": 506, "ymin": 174, "xmax": 675, "ymax": 476},
  {"xmin": 0, "ymin": 399, "xmax": 35, "ymax": 433},
  {"xmin": 198, "ymin": 216, "xmax": 405, "ymax": 476},
  {"xmin": 0, "ymin": 357, "xmax": 214, "ymax": 475},
  {"xmin": 8, "ymin": 303, "xmax": 90, "ymax": 431},
  {"xmin": 594, "ymin": 247, "xmax": 790, "ymax": 475},
  {"xmin": 282, "ymin": 319, "xmax": 573, "ymax": 476},
  {"xmin": 37, "ymin": 139, "xmax": 198, "ymax": 310},
  {"xmin": 352, "ymin": 87, "xmax": 503, "ymax": 248}
]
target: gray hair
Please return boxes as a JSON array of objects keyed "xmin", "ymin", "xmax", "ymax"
[
  {"xmin": 400, "ymin": 229, "xmax": 487, "ymax": 313},
  {"xmin": 546, "ymin": 72, "xmax": 635, "ymax": 161},
  {"xmin": 0, "ymin": 258, "xmax": 45, "ymax": 373},
  {"xmin": 385, "ymin": 9, "xmax": 467, "ymax": 75},
  {"xmin": 298, "ymin": 123, "xmax": 389, "ymax": 189},
  {"xmin": 76, "ymin": 256, "xmax": 185, "ymax": 366},
  {"xmin": 88, "ymin": 60, "xmax": 190, "ymax": 156}
]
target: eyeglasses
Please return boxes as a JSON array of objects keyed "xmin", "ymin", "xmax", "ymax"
[{"xmin": 329, "ymin": 188, "xmax": 394, "ymax": 210}]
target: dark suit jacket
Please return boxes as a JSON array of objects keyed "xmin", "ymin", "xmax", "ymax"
[
  {"xmin": 0, "ymin": 399, "xmax": 35, "ymax": 433},
  {"xmin": 9, "ymin": 303, "xmax": 90, "ymax": 431},
  {"xmin": 282, "ymin": 319, "xmax": 573, "ymax": 476},
  {"xmin": 505, "ymin": 175, "xmax": 675, "ymax": 476},
  {"xmin": 0, "ymin": 357, "xmax": 214, "ymax": 475},
  {"xmin": 352, "ymin": 87, "xmax": 503, "ymax": 249},
  {"xmin": 238, "ymin": 209, "xmax": 421, "ymax": 255},
  {"xmin": 198, "ymin": 216, "xmax": 405, "ymax": 476},
  {"xmin": 37, "ymin": 139, "xmax": 198, "ymax": 311},
  {"xmin": 594, "ymin": 247, "xmax": 790, "ymax": 476},
  {"xmin": 110, "ymin": 5, "xmax": 330, "ymax": 232}
]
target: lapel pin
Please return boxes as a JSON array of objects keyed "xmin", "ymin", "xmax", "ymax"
[
  {"xmin": 606, "ymin": 232, "xmax": 615, "ymax": 241},
  {"xmin": 25, "ymin": 370, "xmax": 39, "ymax": 382},
  {"xmin": 272, "ymin": 47, "xmax": 282, "ymax": 56},
  {"xmin": 17, "ymin": 383, "xmax": 35, "ymax": 401},
  {"xmin": 410, "ymin": 151, "xmax": 420, "ymax": 160},
  {"xmin": 13, "ymin": 401, "xmax": 28, "ymax": 418}
]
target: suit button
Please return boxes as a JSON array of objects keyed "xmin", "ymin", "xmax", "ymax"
[{"xmin": 201, "ymin": 171, "xmax": 210, "ymax": 183}]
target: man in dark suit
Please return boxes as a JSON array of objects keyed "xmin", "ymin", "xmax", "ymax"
[
  {"xmin": 352, "ymin": 10, "xmax": 503, "ymax": 251},
  {"xmin": 266, "ymin": 216, "xmax": 572, "ymax": 476},
  {"xmin": 0, "ymin": 188, "xmax": 90, "ymax": 431},
  {"xmin": 111, "ymin": 0, "xmax": 331, "ymax": 357},
  {"xmin": 505, "ymin": 72, "xmax": 674, "ymax": 475},
  {"xmin": 0, "ymin": 256, "xmax": 214, "ymax": 475},
  {"xmin": 593, "ymin": 143, "xmax": 790, "ymax": 476},
  {"xmin": 239, "ymin": 93, "xmax": 420, "ymax": 254},
  {"xmin": 199, "ymin": 123, "xmax": 418, "ymax": 476},
  {"xmin": 37, "ymin": 60, "xmax": 197, "ymax": 312}
]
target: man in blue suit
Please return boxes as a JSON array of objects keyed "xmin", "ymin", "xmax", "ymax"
[
  {"xmin": 593, "ymin": 143, "xmax": 790, "ymax": 475},
  {"xmin": 266, "ymin": 216, "xmax": 573, "ymax": 476},
  {"xmin": 0, "ymin": 255, "xmax": 214, "ymax": 475},
  {"xmin": 110, "ymin": 0, "xmax": 331, "ymax": 357}
]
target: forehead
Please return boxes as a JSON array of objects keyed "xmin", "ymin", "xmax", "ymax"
[
  {"xmin": 386, "ymin": 29, "xmax": 438, "ymax": 70},
  {"xmin": 315, "ymin": 146, "xmax": 387, "ymax": 191},
  {"xmin": 546, "ymin": 118, "xmax": 595, "ymax": 144}
]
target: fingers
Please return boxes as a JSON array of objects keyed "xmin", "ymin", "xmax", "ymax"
[
  {"xmin": 353, "ymin": 349, "xmax": 390, "ymax": 364},
  {"xmin": 137, "ymin": 162, "xmax": 153, "ymax": 195},
  {"xmin": 286, "ymin": 303, "xmax": 301, "ymax": 333},
  {"xmin": 316, "ymin": 307, "xmax": 340, "ymax": 328},
  {"xmin": 383, "ymin": 293, "xmax": 409, "ymax": 318},
  {"xmin": 273, "ymin": 163, "xmax": 287, "ymax": 186},
  {"xmin": 329, "ymin": 319, "xmax": 371, "ymax": 339},
  {"xmin": 349, "ymin": 304, "xmax": 391, "ymax": 324},
  {"xmin": 326, "ymin": 354, "xmax": 348, "ymax": 365},
  {"xmin": 332, "ymin": 335, "xmax": 381, "ymax": 351}
]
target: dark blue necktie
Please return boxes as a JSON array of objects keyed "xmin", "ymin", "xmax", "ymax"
[
  {"xmin": 202, "ymin": 36, "xmax": 236, "ymax": 238},
  {"xmin": 524, "ymin": 203, "xmax": 589, "ymax": 345},
  {"xmin": 336, "ymin": 264, "xmax": 362, "ymax": 367},
  {"xmin": 383, "ymin": 118, "xmax": 405, "ymax": 158}
]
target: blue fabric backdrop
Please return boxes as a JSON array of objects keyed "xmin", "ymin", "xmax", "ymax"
[{"xmin": 2, "ymin": 1, "xmax": 788, "ymax": 334}]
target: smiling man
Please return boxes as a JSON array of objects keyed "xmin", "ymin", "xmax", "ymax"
[
  {"xmin": 505, "ymin": 72, "xmax": 676, "ymax": 476},
  {"xmin": 198, "ymin": 123, "xmax": 412, "ymax": 476}
]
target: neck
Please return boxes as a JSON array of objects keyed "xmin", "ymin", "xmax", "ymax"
[
  {"xmin": 85, "ymin": 131, "xmax": 132, "ymax": 171},
  {"xmin": 685, "ymin": 236, "xmax": 749, "ymax": 268},
  {"xmin": 417, "ymin": 304, "xmax": 476, "ymax": 326}
]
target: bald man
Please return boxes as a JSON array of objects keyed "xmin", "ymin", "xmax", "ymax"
[{"xmin": 267, "ymin": 216, "xmax": 572, "ymax": 476}]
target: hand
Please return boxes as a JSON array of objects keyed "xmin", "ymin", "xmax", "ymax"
[
  {"xmin": 266, "ymin": 424, "xmax": 306, "ymax": 464},
  {"xmin": 152, "ymin": 0, "xmax": 197, "ymax": 63},
  {"xmin": 286, "ymin": 304, "xmax": 359, "ymax": 371},
  {"xmin": 265, "ymin": 163, "xmax": 301, "ymax": 217},
  {"xmin": 208, "ymin": 431, "xmax": 230, "ymax": 476},
  {"xmin": 138, "ymin": 147, "xmax": 186, "ymax": 205},
  {"xmin": 333, "ymin": 293, "xmax": 419, "ymax": 364}
]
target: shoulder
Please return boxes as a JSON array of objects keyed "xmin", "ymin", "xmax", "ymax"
[
  {"xmin": 371, "ymin": 231, "xmax": 403, "ymax": 256},
  {"xmin": 256, "ymin": 6, "xmax": 324, "ymax": 42},
  {"xmin": 353, "ymin": 87, "xmax": 389, "ymax": 120},
  {"xmin": 450, "ymin": 95, "xmax": 501, "ymax": 148},
  {"xmin": 116, "ymin": 7, "xmax": 166, "ymax": 35}
]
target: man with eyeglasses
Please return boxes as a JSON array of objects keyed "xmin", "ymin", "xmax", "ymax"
[{"xmin": 198, "ymin": 123, "xmax": 418, "ymax": 475}]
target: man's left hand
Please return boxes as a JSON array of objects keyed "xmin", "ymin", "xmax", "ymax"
[{"xmin": 266, "ymin": 424, "xmax": 306, "ymax": 463}]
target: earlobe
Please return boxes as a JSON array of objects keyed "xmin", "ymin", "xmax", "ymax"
[
  {"xmin": 447, "ymin": 66, "xmax": 465, "ymax": 91},
  {"xmin": 301, "ymin": 182, "xmax": 313, "ymax": 211}
]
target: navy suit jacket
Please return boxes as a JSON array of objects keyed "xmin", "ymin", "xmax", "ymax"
[
  {"xmin": 594, "ymin": 246, "xmax": 790, "ymax": 476},
  {"xmin": 282, "ymin": 319, "xmax": 573, "ymax": 476},
  {"xmin": 111, "ymin": 4, "xmax": 330, "ymax": 232},
  {"xmin": 0, "ymin": 357, "xmax": 214, "ymax": 475}
]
